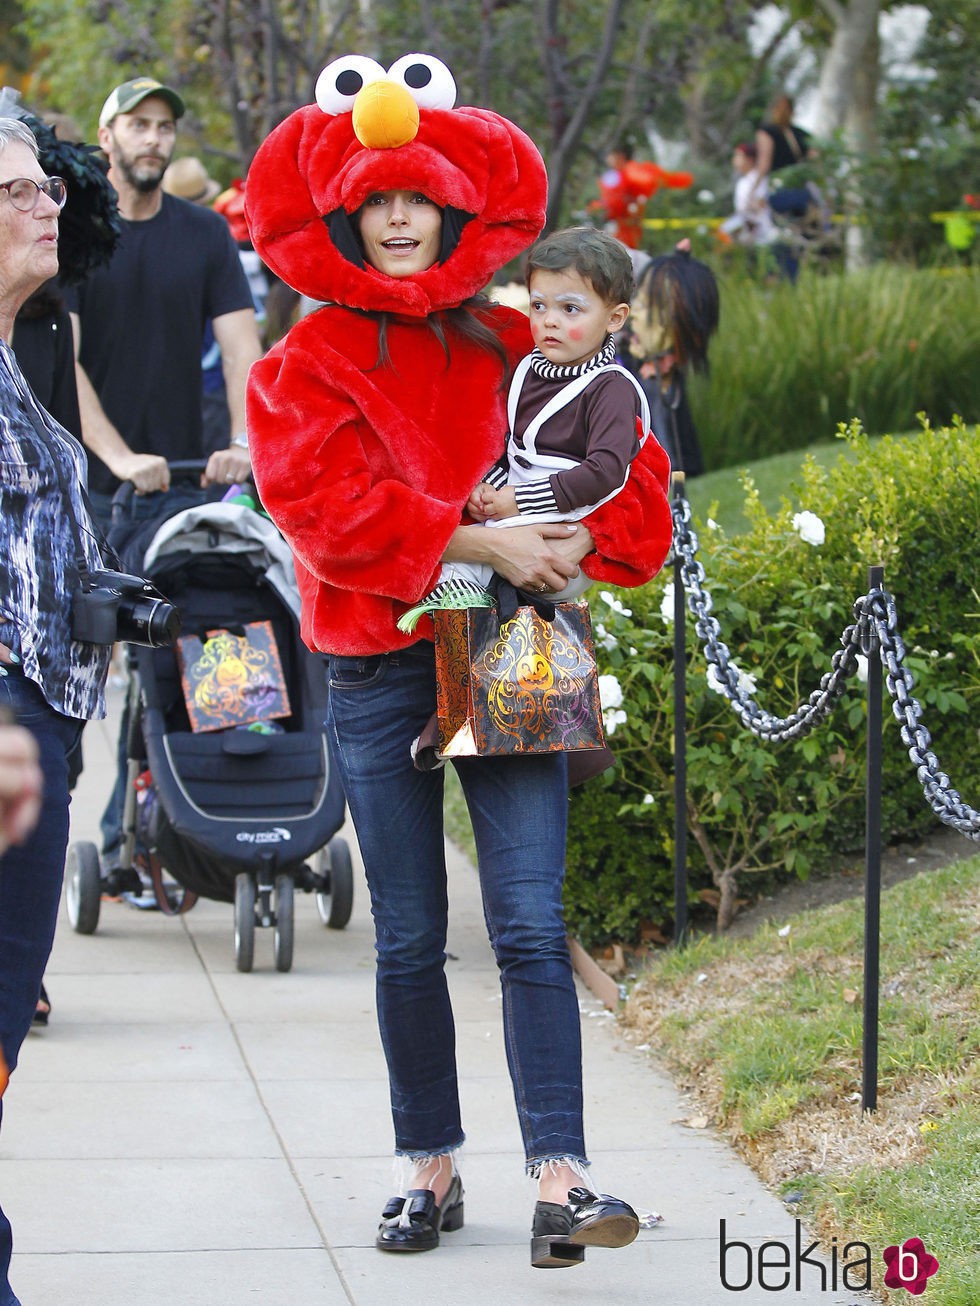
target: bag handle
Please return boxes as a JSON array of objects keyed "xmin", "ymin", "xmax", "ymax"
[{"xmin": 490, "ymin": 575, "xmax": 556, "ymax": 627}]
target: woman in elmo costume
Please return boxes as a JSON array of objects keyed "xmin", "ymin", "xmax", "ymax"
[{"xmin": 245, "ymin": 53, "xmax": 672, "ymax": 1268}]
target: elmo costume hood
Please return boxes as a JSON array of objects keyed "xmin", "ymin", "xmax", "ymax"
[
  {"xmin": 245, "ymin": 55, "xmax": 671, "ymax": 656},
  {"xmin": 246, "ymin": 53, "xmax": 546, "ymax": 316}
]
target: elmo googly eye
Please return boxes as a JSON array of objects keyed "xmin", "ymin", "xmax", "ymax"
[
  {"xmin": 315, "ymin": 55, "xmax": 387, "ymax": 115},
  {"xmin": 387, "ymin": 54, "xmax": 457, "ymax": 110}
]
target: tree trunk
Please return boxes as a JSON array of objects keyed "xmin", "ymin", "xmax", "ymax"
[
  {"xmin": 716, "ymin": 866, "xmax": 741, "ymax": 933},
  {"xmin": 842, "ymin": 16, "xmax": 879, "ymax": 266},
  {"xmin": 813, "ymin": 0, "xmax": 881, "ymax": 137}
]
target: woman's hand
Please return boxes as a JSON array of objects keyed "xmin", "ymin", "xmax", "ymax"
[{"xmin": 444, "ymin": 521, "xmax": 594, "ymax": 593}]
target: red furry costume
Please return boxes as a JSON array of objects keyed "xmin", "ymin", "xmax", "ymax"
[{"xmin": 245, "ymin": 54, "xmax": 672, "ymax": 656}]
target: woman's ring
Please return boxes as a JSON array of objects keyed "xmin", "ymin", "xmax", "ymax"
[{"xmin": 226, "ymin": 473, "xmax": 235, "ymax": 483}]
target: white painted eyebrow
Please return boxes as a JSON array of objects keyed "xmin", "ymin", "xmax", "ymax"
[{"xmin": 532, "ymin": 292, "xmax": 591, "ymax": 306}]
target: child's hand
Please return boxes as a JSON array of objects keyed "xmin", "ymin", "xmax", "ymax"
[
  {"xmin": 466, "ymin": 483, "xmax": 493, "ymax": 522},
  {"xmin": 481, "ymin": 485, "xmax": 519, "ymax": 520}
]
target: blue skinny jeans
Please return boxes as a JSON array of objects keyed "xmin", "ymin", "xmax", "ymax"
[
  {"xmin": 326, "ymin": 640, "xmax": 587, "ymax": 1171},
  {"xmin": 0, "ymin": 671, "xmax": 83, "ymax": 1306}
]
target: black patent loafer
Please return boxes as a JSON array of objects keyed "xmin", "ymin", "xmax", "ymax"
[
  {"xmin": 376, "ymin": 1172, "xmax": 464, "ymax": 1253},
  {"xmin": 531, "ymin": 1187, "xmax": 640, "ymax": 1269}
]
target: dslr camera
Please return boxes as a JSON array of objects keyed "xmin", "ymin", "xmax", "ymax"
[{"xmin": 72, "ymin": 569, "xmax": 181, "ymax": 648}]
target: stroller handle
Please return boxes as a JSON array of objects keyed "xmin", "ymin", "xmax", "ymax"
[
  {"xmin": 167, "ymin": 459, "xmax": 210, "ymax": 476},
  {"xmin": 111, "ymin": 460, "xmax": 232, "ymax": 519}
]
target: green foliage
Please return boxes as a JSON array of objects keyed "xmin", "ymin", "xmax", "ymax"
[
  {"xmin": 632, "ymin": 856, "xmax": 979, "ymax": 1126},
  {"xmin": 813, "ymin": 1100, "xmax": 980, "ymax": 1306},
  {"xmin": 629, "ymin": 857, "xmax": 980, "ymax": 1305},
  {"xmin": 564, "ymin": 419, "xmax": 980, "ymax": 946},
  {"xmin": 687, "ymin": 267, "xmax": 980, "ymax": 469}
]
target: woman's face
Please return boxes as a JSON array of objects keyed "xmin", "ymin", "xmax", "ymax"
[
  {"xmin": 357, "ymin": 189, "xmax": 442, "ymax": 278},
  {"xmin": 0, "ymin": 140, "xmax": 62, "ymax": 317}
]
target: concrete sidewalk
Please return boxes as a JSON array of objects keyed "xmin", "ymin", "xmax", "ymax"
[{"xmin": 3, "ymin": 682, "xmax": 866, "ymax": 1305}]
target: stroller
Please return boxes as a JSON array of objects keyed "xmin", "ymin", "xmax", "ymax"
[{"xmin": 65, "ymin": 466, "xmax": 353, "ymax": 972}]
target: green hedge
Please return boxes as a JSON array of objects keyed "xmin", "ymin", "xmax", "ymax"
[
  {"xmin": 687, "ymin": 268, "xmax": 980, "ymax": 468},
  {"xmin": 565, "ymin": 418, "xmax": 980, "ymax": 946}
]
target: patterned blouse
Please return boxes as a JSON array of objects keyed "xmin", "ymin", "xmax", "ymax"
[{"xmin": 0, "ymin": 338, "xmax": 109, "ymax": 720}]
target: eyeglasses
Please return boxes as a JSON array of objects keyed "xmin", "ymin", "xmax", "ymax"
[{"xmin": 0, "ymin": 176, "xmax": 68, "ymax": 213}]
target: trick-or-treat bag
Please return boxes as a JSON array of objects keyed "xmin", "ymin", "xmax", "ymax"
[
  {"xmin": 433, "ymin": 597, "xmax": 605, "ymax": 758},
  {"xmin": 177, "ymin": 619, "xmax": 291, "ymax": 733}
]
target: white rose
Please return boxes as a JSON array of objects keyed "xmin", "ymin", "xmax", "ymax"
[
  {"xmin": 603, "ymin": 707, "xmax": 628, "ymax": 736},
  {"xmin": 792, "ymin": 511, "xmax": 826, "ymax": 546},
  {"xmin": 598, "ymin": 674, "xmax": 624, "ymax": 710}
]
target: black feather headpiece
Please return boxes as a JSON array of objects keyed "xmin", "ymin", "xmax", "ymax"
[
  {"xmin": 21, "ymin": 113, "xmax": 121, "ymax": 285},
  {"xmin": 634, "ymin": 246, "xmax": 719, "ymax": 374}
]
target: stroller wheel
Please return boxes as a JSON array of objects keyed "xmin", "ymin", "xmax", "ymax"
[
  {"xmin": 234, "ymin": 873, "xmax": 256, "ymax": 972},
  {"xmin": 65, "ymin": 842, "xmax": 102, "ymax": 935},
  {"xmin": 273, "ymin": 874, "xmax": 294, "ymax": 973},
  {"xmin": 315, "ymin": 837, "xmax": 354, "ymax": 930}
]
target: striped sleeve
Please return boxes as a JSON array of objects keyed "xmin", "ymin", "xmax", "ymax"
[{"xmin": 513, "ymin": 479, "xmax": 561, "ymax": 516}]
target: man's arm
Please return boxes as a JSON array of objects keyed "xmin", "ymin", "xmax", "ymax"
[
  {"xmin": 206, "ymin": 307, "xmax": 264, "ymax": 486},
  {"xmin": 69, "ymin": 312, "xmax": 170, "ymax": 493}
]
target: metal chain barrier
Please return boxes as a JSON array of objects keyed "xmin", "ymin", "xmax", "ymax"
[
  {"xmin": 866, "ymin": 588, "xmax": 980, "ymax": 839},
  {"xmin": 671, "ymin": 493, "xmax": 980, "ymax": 840}
]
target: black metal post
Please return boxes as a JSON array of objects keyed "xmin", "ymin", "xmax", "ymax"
[
  {"xmin": 862, "ymin": 565, "xmax": 884, "ymax": 1113},
  {"xmin": 672, "ymin": 472, "xmax": 688, "ymax": 948}
]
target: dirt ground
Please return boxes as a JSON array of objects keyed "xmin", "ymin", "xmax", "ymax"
[{"xmin": 720, "ymin": 823, "xmax": 973, "ymax": 940}]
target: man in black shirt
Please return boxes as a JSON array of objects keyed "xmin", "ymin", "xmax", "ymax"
[{"xmin": 67, "ymin": 77, "xmax": 263, "ymax": 519}]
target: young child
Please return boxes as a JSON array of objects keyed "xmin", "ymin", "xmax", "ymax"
[
  {"xmin": 401, "ymin": 226, "xmax": 655, "ymax": 770},
  {"xmin": 399, "ymin": 225, "xmax": 652, "ymax": 629},
  {"xmin": 717, "ymin": 142, "xmax": 776, "ymax": 249}
]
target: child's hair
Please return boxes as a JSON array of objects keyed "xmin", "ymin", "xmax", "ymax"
[
  {"xmin": 526, "ymin": 226, "xmax": 635, "ymax": 305},
  {"xmin": 734, "ymin": 141, "xmax": 757, "ymax": 161}
]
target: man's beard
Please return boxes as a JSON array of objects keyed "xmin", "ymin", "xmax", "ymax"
[{"xmin": 117, "ymin": 151, "xmax": 167, "ymax": 195}]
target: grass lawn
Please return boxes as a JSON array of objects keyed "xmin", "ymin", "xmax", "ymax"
[
  {"xmin": 622, "ymin": 856, "xmax": 980, "ymax": 1305},
  {"xmin": 685, "ymin": 437, "xmax": 860, "ymax": 533}
]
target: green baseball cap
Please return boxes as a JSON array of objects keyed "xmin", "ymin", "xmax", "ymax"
[{"xmin": 99, "ymin": 77, "xmax": 185, "ymax": 129}]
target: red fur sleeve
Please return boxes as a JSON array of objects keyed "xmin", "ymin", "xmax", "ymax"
[
  {"xmin": 248, "ymin": 333, "xmax": 464, "ymax": 603},
  {"xmin": 581, "ymin": 433, "xmax": 673, "ymax": 588}
]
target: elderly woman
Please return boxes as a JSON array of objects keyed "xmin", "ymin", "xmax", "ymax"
[{"xmin": 0, "ymin": 116, "xmax": 112, "ymax": 1306}]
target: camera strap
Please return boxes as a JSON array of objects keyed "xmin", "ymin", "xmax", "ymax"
[{"xmin": 12, "ymin": 366, "xmax": 122, "ymax": 586}]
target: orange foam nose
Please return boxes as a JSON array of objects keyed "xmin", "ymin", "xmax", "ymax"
[{"xmin": 352, "ymin": 80, "xmax": 420, "ymax": 149}]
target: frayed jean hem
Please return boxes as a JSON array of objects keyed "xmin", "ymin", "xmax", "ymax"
[{"xmin": 525, "ymin": 1153, "xmax": 591, "ymax": 1179}]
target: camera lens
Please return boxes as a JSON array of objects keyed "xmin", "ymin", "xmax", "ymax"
[{"xmin": 116, "ymin": 595, "xmax": 182, "ymax": 647}]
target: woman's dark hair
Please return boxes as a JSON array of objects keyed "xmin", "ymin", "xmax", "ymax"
[{"xmin": 372, "ymin": 296, "xmax": 511, "ymax": 378}]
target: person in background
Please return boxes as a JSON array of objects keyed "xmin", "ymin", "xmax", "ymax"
[
  {"xmin": 717, "ymin": 142, "xmax": 777, "ymax": 254},
  {"xmin": 625, "ymin": 239, "xmax": 719, "ymax": 478},
  {"xmin": 66, "ymin": 76, "xmax": 262, "ymax": 525},
  {"xmin": 589, "ymin": 141, "xmax": 693, "ymax": 251},
  {"xmin": 0, "ymin": 115, "xmax": 113, "ymax": 1306},
  {"xmin": 65, "ymin": 77, "xmax": 263, "ymax": 873},
  {"xmin": 752, "ymin": 93, "xmax": 816, "ymax": 211}
]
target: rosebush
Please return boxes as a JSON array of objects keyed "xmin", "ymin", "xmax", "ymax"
[{"xmin": 564, "ymin": 418, "xmax": 980, "ymax": 946}]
